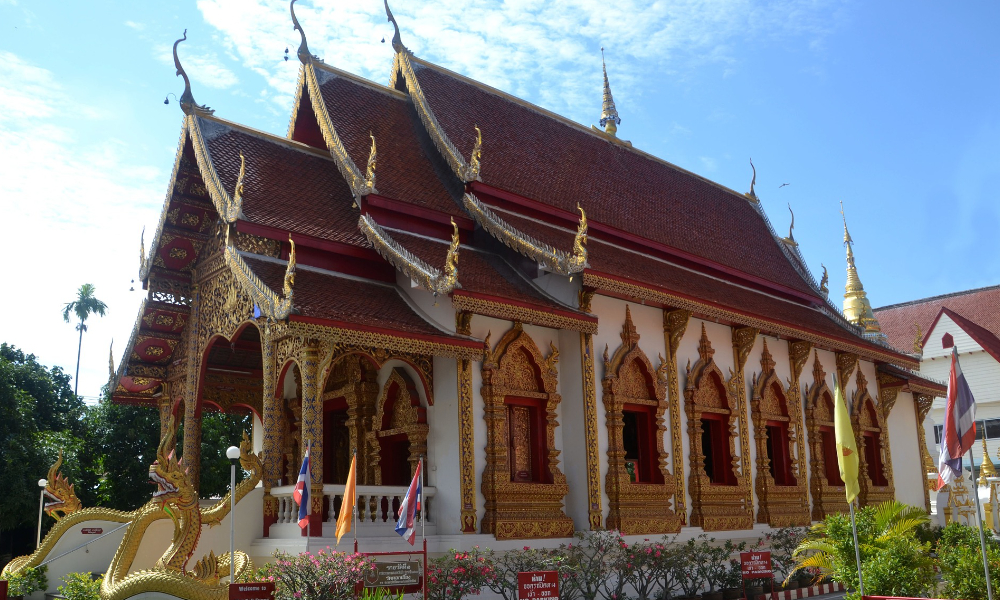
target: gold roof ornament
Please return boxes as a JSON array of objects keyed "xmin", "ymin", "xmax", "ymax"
[
  {"xmin": 171, "ymin": 30, "xmax": 212, "ymax": 115},
  {"xmin": 359, "ymin": 214, "xmax": 461, "ymax": 295},
  {"xmin": 913, "ymin": 322, "xmax": 924, "ymax": 354},
  {"xmin": 108, "ymin": 341, "xmax": 115, "ymax": 382},
  {"xmin": 384, "ymin": 0, "xmax": 410, "ymax": 55},
  {"xmin": 780, "ymin": 204, "xmax": 798, "ymax": 247},
  {"xmin": 290, "ymin": 0, "xmax": 321, "ymax": 64},
  {"xmin": 819, "ymin": 264, "xmax": 829, "ymax": 297},
  {"xmin": 365, "ymin": 133, "xmax": 377, "ymax": 190},
  {"xmin": 840, "ymin": 201, "xmax": 883, "ymax": 337},
  {"xmin": 744, "ymin": 158, "xmax": 759, "ymax": 204},
  {"xmin": 599, "ymin": 48, "xmax": 621, "ymax": 137},
  {"xmin": 980, "ymin": 436, "xmax": 996, "ymax": 486}
]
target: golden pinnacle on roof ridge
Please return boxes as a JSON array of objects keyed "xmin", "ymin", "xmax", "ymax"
[
  {"xmin": 599, "ymin": 47, "xmax": 621, "ymax": 137},
  {"xmin": 979, "ymin": 435, "xmax": 996, "ymax": 486},
  {"xmin": 290, "ymin": 0, "xmax": 319, "ymax": 64},
  {"xmin": 171, "ymin": 30, "xmax": 212, "ymax": 115}
]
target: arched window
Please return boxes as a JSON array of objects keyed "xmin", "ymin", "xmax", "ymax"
[
  {"xmin": 804, "ymin": 352, "xmax": 848, "ymax": 520},
  {"xmin": 852, "ymin": 369, "xmax": 895, "ymax": 505},
  {"xmin": 684, "ymin": 324, "xmax": 751, "ymax": 531},
  {"xmin": 602, "ymin": 306, "xmax": 679, "ymax": 534}
]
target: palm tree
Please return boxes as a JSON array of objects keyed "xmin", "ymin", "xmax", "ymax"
[{"xmin": 63, "ymin": 283, "xmax": 108, "ymax": 396}]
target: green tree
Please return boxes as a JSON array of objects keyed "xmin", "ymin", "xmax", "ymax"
[
  {"xmin": 791, "ymin": 500, "xmax": 935, "ymax": 599},
  {"xmin": 197, "ymin": 410, "xmax": 251, "ymax": 497},
  {"xmin": 62, "ymin": 283, "xmax": 108, "ymax": 395},
  {"xmin": 0, "ymin": 344, "xmax": 85, "ymax": 560},
  {"xmin": 938, "ymin": 522, "xmax": 1000, "ymax": 600}
]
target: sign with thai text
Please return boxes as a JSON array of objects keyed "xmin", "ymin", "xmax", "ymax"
[
  {"xmin": 740, "ymin": 551, "xmax": 773, "ymax": 579},
  {"xmin": 517, "ymin": 571, "xmax": 559, "ymax": 600},
  {"xmin": 228, "ymin": 582, "xmax": 275, "ymax": 600},
  {"xmin": 364, "ymin": 561, "xmax": 422, "ymax": 588},
  {"xmin": 81, "ymin": 528, "xmax": 103, "ymax": 535}
]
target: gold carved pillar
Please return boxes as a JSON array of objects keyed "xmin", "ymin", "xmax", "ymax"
[
  {"xmin": 579, "ymin": 290, "xmax": 603, "ymax": 530},
  {"xmin": 182, "ymin": 282, "xmax": 202, "ymax": 493},
  {"xmin": 662, "ymin": 308, "xmax": 690, "ymax": 524},
  {"xmin": 260, "ymin": 323, "xmax": 281, "ymax": 535},
  {"xmin": 915, "ymin": 394, "xmax": 935, "ymax": 513},
  {"xmin": 730, "ymin": 326, "xmax": 758, "ymax": 523},
  {"xmin": 456, "ymin": 311, "xmax": 478, "ymax": 533},
  {"xmin": 157, "ymin": 382, "xmax": 174, "ymax": 443},
  {"xmin": 298, "ymin": 343, "xmax": 324, "ymax": 535}
]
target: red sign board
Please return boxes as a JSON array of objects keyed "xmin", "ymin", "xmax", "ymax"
[
  {"xmin": 517, "ymin": 571, "xmax": 559, "ymax": 600},
  {"xmin": 81, "ymin": 528, "xmax": 103, "ymax": 535},
  {"xmin": 740, "ymin": 551, "xmax": 773, "ymax": 579},
  {"xmin": 229, "ymin": 582, "xmax": 275, "ymax": 600},
  {"xmin": 1, "ymin": 578, "xmax": 8, "ymax": 600}
]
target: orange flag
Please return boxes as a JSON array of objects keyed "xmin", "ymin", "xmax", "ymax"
[{"xmin": 335, "ymin": 454, "xmax": 356, "ymax": 545}]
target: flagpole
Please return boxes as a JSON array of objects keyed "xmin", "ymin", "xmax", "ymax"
[
  {"xmin": 352, "ymin": 447, "xmax": 358, "ymax": 551},
  {"xmin": 968, "ymin": 444, "xmax": 995, "ymax": 600},
  {"xmin": 848, "ymin": 500, "xmax": 865, "ymax": 597},
  {"xmin": 420, "ymin": 455, "xmax": 426, "ymax": 544},
  {"xmin": 306, "ymin": 439, "xmax": 311, "ymax": 549}
]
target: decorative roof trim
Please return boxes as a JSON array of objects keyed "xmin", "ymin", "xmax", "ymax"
[
  {"xmin": 186, "ymin": 114, "xmax": 244, "ymax": 223},
  {"xmin": 140, "ymin": 123, "xmax": 189, "ymax": 282},
  {"xmin": 286, "ymin": 65, "xmax": 307, "ymax": 139},
  {"xmin": 463, "ymin": 193, "xmax": 588, "ymax": 276},
  {"xmin": 358, "ymin": 214, "xmax": 460, "ymax": 295},
  {"xmin": 224, "ymin": 235, "xmax": 296, "ymax": 321},
  {"xmin": 110, "ymin": 299, "xmax": 148, "ymax": 392},
  {"xmin": 452, "ymin": 292, "xmax": 598, "ymax": 334},
  {"xmin": 173, "ymin": 30, "xmax": 213, "ymax": 116},
  {"xmin": 285, "ymin": 317, "xmax": 483, "ymax": 361},
  {"xmin": 581, "ymin": 271, "xmax": 919, "ymax": 370},
  {"xmin": 393, "ymin": 51, "xmax": 479, "ymax": 182},
  {"xmin": 302, "ymin": 62, "xmax": 375, "ymax": 198}
]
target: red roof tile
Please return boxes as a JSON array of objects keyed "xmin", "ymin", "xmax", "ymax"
[
  {"xmin": 487, "ymin": 208, "xmax": 910, "ymax": 360},
  {"xmin": 243, "ymin": 255, "xmax": 465, "ymax": 341},
  {"xmin": 312, "ymin": 67, "xmax": 466, "ymax": 218},
  {"xmin": 197, "ymin": 116, "xmax": 368, "ymax": 247},
  {"xmin": 410, "ymin": 59, "xmax": 816, "ymax": 297},
  {"xmin": 874, "ymin": 286, "xmax": 1000, "ymax": 352}
]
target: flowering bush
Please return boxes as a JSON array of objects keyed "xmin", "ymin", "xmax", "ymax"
[
  {"xmin": 1, "ymin": 565, "xmax": 48, "ymax": 597},
  {"xmin": 764, "ymin": 526, "xmax": 806, "ymax": 582},
  {"xmin": 483, "ymin": 546, "xmax": 555, "ymax": 600},
  {"xmin": 553, "ymin": 530, "xmax": 623, "ymax": 600},
  {"xmin": 256, "ymin": 548, "xmax": 376, "ymax": 600},
  {"xmin": 425, "ymin": 547, "xmax": 497, "ymax": 600}
]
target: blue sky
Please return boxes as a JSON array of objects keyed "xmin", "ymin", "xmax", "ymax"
[{"xmin": 1, "ymin": 0, "xmax": 997, "ymax": 399}]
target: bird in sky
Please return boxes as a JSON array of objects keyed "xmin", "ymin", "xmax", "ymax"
[{"xmin": 778, "ymin": 183, "xmax": 790, "ymax": 188}]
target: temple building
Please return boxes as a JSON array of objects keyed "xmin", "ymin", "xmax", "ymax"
[
  {"xmin": 875, "ymin": 285, "xmax": 1000, "ymax": 468},
  {"xmin": 106, "ymin": 1, "xmax": 946, "ymax": 563}
]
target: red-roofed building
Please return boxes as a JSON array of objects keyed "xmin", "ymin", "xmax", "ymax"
[
  {"xmin": 875, "ymin": 287, "xmax": 1000, "ymax": 488},
  {"xmin": 78, "ymin": 2, "xmax": 945, "ymax": 581}
]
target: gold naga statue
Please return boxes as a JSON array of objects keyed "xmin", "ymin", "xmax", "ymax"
[
  {"xmin": 44, "ymin": 450, "xmax": 83, "ymax": 520},
  {"xmin": 3, "ymin": 418, "xmax": 262, "ymax": 600}
]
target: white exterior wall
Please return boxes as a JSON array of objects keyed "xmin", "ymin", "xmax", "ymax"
[{"xmin": 887, "ymin": 391, "xmax": 925, "ymax": 507}]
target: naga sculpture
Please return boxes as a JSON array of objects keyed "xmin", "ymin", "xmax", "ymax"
[
  {"xmin": 101, "ymin": 417, "xmax": 261, "ymax": 600},
  {"xmin": 44, "ymin": 450, "xmax": 83, "ymax": 520}
]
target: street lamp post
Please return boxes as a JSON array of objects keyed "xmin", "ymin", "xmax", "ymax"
[
  {"xmin": 226, "ymin": 445, "xmax": 241, "ymax": 583},
  {"xmin": 36, "ymin": 478, "xmax": 48, "ymax": 549}
]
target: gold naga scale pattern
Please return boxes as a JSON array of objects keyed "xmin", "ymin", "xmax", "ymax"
[{"xmin": 359, "ymin": 214, "xmax": 460, "ymax": 295}]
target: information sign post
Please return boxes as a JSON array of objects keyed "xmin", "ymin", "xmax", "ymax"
[
  {"xmin": 740, "ymin": 551, "xmax": 775, "ymax": 600},
  {"xmin": 517, "ymin": 571, "xmax": 560, "ymax": 600}
]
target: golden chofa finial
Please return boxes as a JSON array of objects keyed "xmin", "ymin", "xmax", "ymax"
[
  {"xmin": 780, "ymin": 204, "xmax": 798, "ymax": 247},
  {"xmin": 290, "ymin": 0, "xmax": 319, "ymax": 64},
  {"xmin": 913, "ymin": 322, "xmax": 924, "ymax": 354},
  {"xmin": 744, "ymin": 158, "xmax": 759, "ymax": 204},
  {"xmin": 384, "ymin": 0, "xmax": 410, "ymax": 54},
  {"xmin": 171, "ymin": 30, "xmax": 212, "ymax": 115},
  {"xmin": 599, "ymin": 48, "xmax": 621, "ymax": 137}
]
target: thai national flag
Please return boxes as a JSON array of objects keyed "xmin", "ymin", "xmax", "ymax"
[
  {"xmin": 394, "ymin": 461, "xmax": 422, "ymax": 545},
  {"xmin": 293, "ymin": 445, "xmax": 311, "ymax": 529},
  {"xmin": 937, "ymin": 347, "xmax": 977, "ymax": 490}
]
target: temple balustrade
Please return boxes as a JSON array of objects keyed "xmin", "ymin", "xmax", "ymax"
[{"xmin": 268, "ymin": 484, "xmax": 437, "ymax": 537}]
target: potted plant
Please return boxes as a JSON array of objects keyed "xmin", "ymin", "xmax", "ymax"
[
  {"xmin": 675, "ymin": 536, "xmax": 707, "ymax": 600},
  {"xmin": 2, "ymin": 565, "xmax": 48, "ymax": 600}
]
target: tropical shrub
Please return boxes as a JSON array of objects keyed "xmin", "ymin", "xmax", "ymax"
[
  {"xmin": 426, "ymin": 547, "xmax": 497, "ymax": 600},
  {"xmin": 483, "ymin": 546, "xmax": 554, "ymax": 600},
  {"xmin": 622, "ymin": 538, "xmax": 680, "ymax": 600},
  {"xmin": 57, "ymin": 572, "xmax": 102, "ymax": 600},
  {"xmin": 790, "ymin": 500, "xmax": 934, "ymax": 600},
  {"xmin": 938, "ymin": 522, "xmax": 1000, "ymax": 600},
  {"xmin": 675, "ymin": 537, "xmax": 707, "ymax": 598},
  {"xmin": 1, "ymin": 565, "xmax": 48, "ymax": 597},
  {"xmin": 764, "ymin": 527, "xmax": 806, "ymax": 582},
  {"xmin": 256, "ymin": 548, "xmax": 376, "ymax": 600},
  {"xmin": 553, "ymin": 531, "xmax": 622, "ymax": 600}
]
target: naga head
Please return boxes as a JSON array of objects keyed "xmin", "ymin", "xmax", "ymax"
[
  {"xmin": 44, "ymin": 449, "xmax": 82, "ymax": 520},
  {"xmin": 150, "ymin": 416, "xmax": 196, "ymax": 514}
]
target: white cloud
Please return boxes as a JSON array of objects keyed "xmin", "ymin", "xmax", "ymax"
[
  {"xmin": 196, "ymin": 0, "xmax": 845, "ymax": 124},
  {"xmin": 124, "ymin": 20, "xmax": 145, "ymax": 31},
  {"xmin": 0, "ymin": 51, "xmax": 162, "ymax": 399},
  {"xmin": 155, "ymin": 43, "xmax": 240, "ymax": 90}
]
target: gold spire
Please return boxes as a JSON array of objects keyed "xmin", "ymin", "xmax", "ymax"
[
  {"xmin": 840, "ymin": 201, "xmax": 882, "ymax": 336},
  {"xmin": 980, "ymin": 436, "xmax": 996, "ymax": 486},
  {"xmin": 599, "ymin": 48, "xmax": 621, "ymax": 136}
]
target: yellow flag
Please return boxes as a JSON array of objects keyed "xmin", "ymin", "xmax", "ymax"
[
  {"xmin": 335, "ymin": 454, "xmax": 356, "ymax": 545},
  {"xmin": 834, "ymin": 375, "xmax": 860, "ymax": 503}
]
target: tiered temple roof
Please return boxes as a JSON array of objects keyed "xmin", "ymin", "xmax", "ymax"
[{"xmin": 112, "ymin": 2, "xmax": 925, "ymax": 403}]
